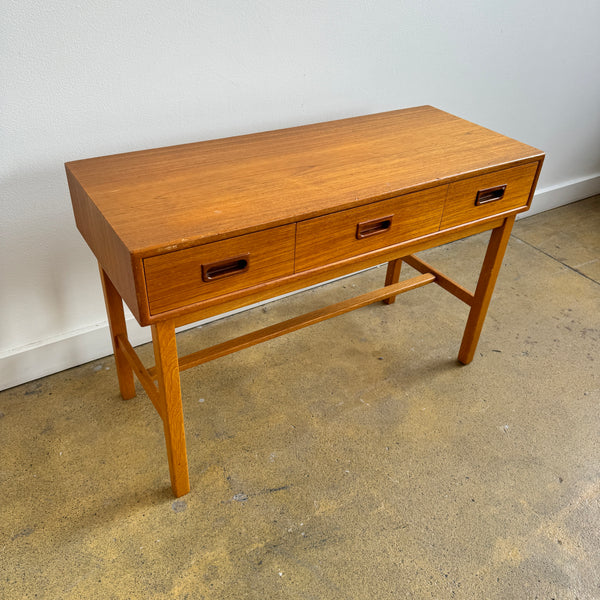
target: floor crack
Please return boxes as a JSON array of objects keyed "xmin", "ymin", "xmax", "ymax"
[{"xmin": 512, "ymin": 235, "xmax": 600, "ymax": 286}]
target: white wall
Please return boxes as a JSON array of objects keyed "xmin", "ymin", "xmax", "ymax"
[{"xmin": 2, "ymin": 0, "xmax": 600, "ymax": 390}]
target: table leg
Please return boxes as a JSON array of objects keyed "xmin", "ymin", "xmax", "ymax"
[
  {"xmin": 152, "ymin": 320, "xmax": 190, "ymax": 497},
  {"xmin": 99, "ymin": 267, "xmax": 136, "ymax": 400},
  {"xmin": 458, "ymin": 216, "xmax": 515, "ymax": 365},
  {"xmin": 382, "ymin": 258, "xmax": 403, "ymax": 304}
]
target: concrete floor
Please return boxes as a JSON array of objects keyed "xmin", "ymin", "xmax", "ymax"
[{"xmin": 1, "ymin": 196, "xmax": 599, "ymax": 599}]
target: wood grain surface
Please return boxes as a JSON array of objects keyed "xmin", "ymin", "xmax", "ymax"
[
  {"xmin": 68, "ymin": 107, "xmax": 545, "ymax": 497},
  {"xmin": 440, "ymin": 162, "xmax": 539, "ymax": 229},
  {"xmin": 144, "ymin": 224, "xmax": 295, "ymax": 315},
  {"xmin": 295, "ymin": 185, "xmax": 447, "ymax": 271},
  {"xmin": 66, "ymin": 106, "xmax": 544, "ymax": 257}
]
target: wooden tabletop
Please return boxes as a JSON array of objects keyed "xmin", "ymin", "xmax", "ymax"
[{"xmin": 65, "ymin": 106, "xmax": 543, "ymax": 257}]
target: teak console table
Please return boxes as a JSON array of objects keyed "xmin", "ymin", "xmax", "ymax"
[{"xmin": 66, "ymin": 106, "xmax": 544, "ymax": 497}]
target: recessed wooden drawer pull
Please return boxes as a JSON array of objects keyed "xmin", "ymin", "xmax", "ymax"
[
  {"xmin": 356, "ymin": 215, "xmax": 394, "ymax": 239},
  {"xmin": 475, "ymin": 184, "xmax": 507, "ymax": 206},
  {"xmin": 201, "ymin": 254, "xmax": 250, "ymax": 281}
]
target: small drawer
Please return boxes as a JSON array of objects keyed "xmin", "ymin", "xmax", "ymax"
[
  {"xmin": 144, "ymin": 224, "xmax": 296, "ymax": 315},
  {"xmin": 439, "ymin": 162, "xmax": 539, "ymax": 230},
  {"xmin": 295, "ymin": 186, "xmax": 447, "ymax": 272}
]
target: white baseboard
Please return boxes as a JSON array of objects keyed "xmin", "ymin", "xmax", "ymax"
[
  {"xmin": 0, "ymin": 303, "xmax": 269, "ymax": 391},
  {"xmin": 0, "ymin": 276, "xmax": 358, "ymax": 391},
  {"xmin": 2, "ymin": 172, "xmax": 599, "ymax": 391},
  {"xmin": 521, "ymin": 172, "xmax": 600, "ymax": 218},
  {"xmin": 0, "ymin": 320, "xmax": 150, "ymax": 392}
]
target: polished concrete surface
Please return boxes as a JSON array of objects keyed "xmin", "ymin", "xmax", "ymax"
[{"xmin": 1, "ymin": 196, "xmax": 599, "ymax": 599}]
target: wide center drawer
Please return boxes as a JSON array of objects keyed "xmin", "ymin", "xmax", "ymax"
[
  {"xmin": 144, "ymin": 224, "xmax": 296, "ymax": 315},
  {"xmin": 295, "ymin": 186, "xmax": 447, "ymax": 272},
  {"xmin": 439, "ymin": 162, "xmax": 539, "ymax": 230}
]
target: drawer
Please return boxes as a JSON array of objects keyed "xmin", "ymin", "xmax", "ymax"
[
  {"xmin": 439, "ymin": 162, "xmax": 539, "ymax": 230},
  {"xmin": 295, "ymin": 186, "xmax": 447, "ymax": 272},
  {"xmin": 144, "ymin": 224, "xmax": 296, "ymax": 315}
]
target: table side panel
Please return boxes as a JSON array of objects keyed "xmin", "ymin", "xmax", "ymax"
[{"xmin": 66, "ymin": 168, "xmax": 142, "ymax": 321}]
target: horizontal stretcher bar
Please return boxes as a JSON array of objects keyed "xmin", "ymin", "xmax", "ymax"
[{"xmin": 146, "ymin": 272, "xmax": 436, "ymax": 379}]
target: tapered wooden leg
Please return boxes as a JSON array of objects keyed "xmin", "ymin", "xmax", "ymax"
[
  {"xmin": 458, "ymin": 216, "xmax": 515, "ymax": 365},
  {"xmin": 152, "ymin": 320, "xmax": 190, "ymax": 497},
  {"xmin": 99, "ymin": 266, "xmax": 136, "ymax": 400},
  {"xmin": 382, "ymin": 258, "xmax": 403, "ymax": 304}
]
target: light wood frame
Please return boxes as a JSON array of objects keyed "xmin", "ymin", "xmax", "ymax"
[{"xmin": 100, "ymin": 214, "xmax": 515, "ymax": 498}]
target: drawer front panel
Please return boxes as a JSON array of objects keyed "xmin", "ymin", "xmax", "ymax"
[
  {"xmin": 144, "ymin": 224, "xmax": 296, "ymax": 315},
  {"xmin": 440, "ymin": 162, "xmax": 539, "ymax": 230},
  {"xmin": 295, "ymin": 186, "xmax": 447, "ymax": 272}
]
